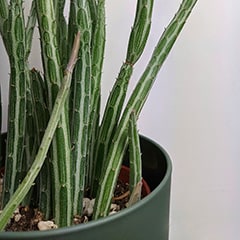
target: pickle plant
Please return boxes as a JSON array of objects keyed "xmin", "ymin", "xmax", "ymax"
[{"xmin": 0, "ymin": 0, "xmax": 197, "ymax": 230}]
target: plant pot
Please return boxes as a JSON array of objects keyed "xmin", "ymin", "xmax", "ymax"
[{"xmin": 0, "ymin": 135, "xmax": 172, "ymax": 240}]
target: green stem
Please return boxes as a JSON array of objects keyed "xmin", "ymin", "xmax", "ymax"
[
  {"xmin": 94, "ymin": 0, "xmax": 198, "ymax": 219},
  {"xmin": 0, "ymin": 32, "xmax": 80, "ymax": 231},
  {"xmin": 68, "ymin": 0, "xmax": 92, "ymax": 216},
  {"xmin": 92, "ymin": 63, "xmax": 132, "ymax": 195},
  {"xmin": 87, "ymin": 0, "xmax": 105, "ymax": 192},
  {"xmin": 22, "ymin": 69, "xmax": 37, "ymax": 206},
  {"xmin": 129, "ymin": 111, "xmax": 142, "ymax": 195},
  {"xmin": 92, "ymin": 0, "xmax": 153, "ymax": 195},
  {"xmin": 126, "ymin": 0, "xmax": 154, "ymax": 64},
  {"xmin": 2, "ymin": 0, "xmax": 27, "ymax": 208},
  {"xmin": 88, "ymin": 0, "xmax": 97, "ymax": 31},
  {"xmin": 30, "ymin": 69, "xmax": 51, "ymax": 219},
  {"xmin": 36, "ymin": 0, "xmax": 72, "ymax": 227},
  {"xmin": 0, "ymin": 0, "xmax": 8, "ymax": 46},
  {"xmin": 55, "ymin": 0, "xmax": 68, "ymax": 68},
  {"xmin": 25, "ymin": 0, "xmax": 37, "ymax": 59}
]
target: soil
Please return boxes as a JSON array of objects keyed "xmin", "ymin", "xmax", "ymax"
[
  {"xmin": 4, "ymin": 179, "xmax": 130, "ymax": 232},
  {"xmin": 5, "ymin": 206, "xmax": 44, "ymax": 232},
  {"xmin": 112, "ymin": 179, "xmax": 130, "ymax": 208}
]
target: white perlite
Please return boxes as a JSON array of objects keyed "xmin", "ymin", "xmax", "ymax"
[
  {"xmin": 82, "ymin": 198, "xmax": 120, "ymax": 217},
  {"xmin": 37, "ymin": 221, "xmax": 58, "ymax": 231},
  {"xmin": 82, "ymin": 198, "xmax": 95, "ymax": 216}
]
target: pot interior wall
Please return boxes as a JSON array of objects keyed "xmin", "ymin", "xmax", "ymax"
[{"xmin": 123, "ymin": 135, "xmax": 168, "ymax": 191}]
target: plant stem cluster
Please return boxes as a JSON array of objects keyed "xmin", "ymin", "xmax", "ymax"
[{"xmin": 0, "ymin": 0, "xmax": 197, "ymax": 230}]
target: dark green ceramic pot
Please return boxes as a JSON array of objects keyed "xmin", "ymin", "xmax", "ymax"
[{"xmin": 0, "ymin": 136, "xmax": 172, "ymax": 240}]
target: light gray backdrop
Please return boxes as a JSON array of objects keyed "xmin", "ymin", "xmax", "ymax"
[{"xmin": 0, "ymin": 1, "xmax": 239, "ymax": 239}]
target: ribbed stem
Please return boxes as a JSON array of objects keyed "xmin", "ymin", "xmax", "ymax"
[
  {"xmin": 126, "ymin": 0, "xmax": 154, "ymax": 64},
  {"xmin": 2, "ymin": 0, "xmax": 28, "ymax": 208},
  {"xmin": 0, "ymin": 0, "xmax": 9, "ymax": 55},
  {"xmin": 30, "ymin": 69, "xmax": 51, "ymax": 219},
  {"xmin": 36, "ymin": 0, "xmax": 72, "ymax": 227},
  {"xmin": 88, "ymin": 0, "xmax": 97, "ymax": 31},
  {"xmin": 22, "ymin": 69, "xmax": 37, "ymax": 206},
  {"xmin": 94, "ymin": 0, "xmax": 198, "ymax": 219},
  {"xmin": 128, "ymin": 111, "xmax": 142, "ymax": 195},
  {"xmin": 87, "ymin": 0, "xmax": 105, "ymax": 192},
  {"xmin": 68, "ymin": 0, "xmax": 92, "ymax": 216},
  {"xmin": 0, "ymin": 33, "xmax": 80, "ymax": 230},
  {"xmin": 92, "ymin": 63, "xmax": 132, "ymax": 195},
  {"xmin": 25, "ymin": 0, "xmax": 36, "ymax": 59},
  {"xmin": 55, "ymin": 0, "xmax": 68, "ymax": 68},
  {"xmin": 92, "ymin": 0, "xmax": 153, "ymax": 196}
]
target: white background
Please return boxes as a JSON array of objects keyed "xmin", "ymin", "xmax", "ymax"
[{"xmin": 0, "ymin": 1, "xmax": 239, "ymax": 239}]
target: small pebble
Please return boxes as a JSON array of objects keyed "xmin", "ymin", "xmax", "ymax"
[
  {"xmin": 14, "ymin": 208, "xmax": 20, "ymax": 214},
  {"xmin": 109, "ymin": 210, "xmax": 118, "ymax": 216},
  {"xmin": 14, "ymin": 213, "xmax": 22, "ymax": 222},
  {"xmin": 38, "ymin": 221, "xmax": 58, "ymax": 231},
  {"xmin": 83, "ymin": 198, "xmax": 95, "ymax": 216},
  {"xmin": 110, "ymin": 203, "xmax": 119, "ymax": 212}
]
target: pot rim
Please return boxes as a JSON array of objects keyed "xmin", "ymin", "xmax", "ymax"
[{"xmin": 0, "ymin": 135, "xmax": 172, "ymax": 238}]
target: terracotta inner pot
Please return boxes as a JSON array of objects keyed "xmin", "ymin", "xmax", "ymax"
[{"xmin": 119, "ymin": 165, "xmax": 151, "ymax": 197}]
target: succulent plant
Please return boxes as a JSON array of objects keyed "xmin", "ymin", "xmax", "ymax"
[{"xmin": 0, "ymin": 0, "xmax": 197, "ymax": 230}]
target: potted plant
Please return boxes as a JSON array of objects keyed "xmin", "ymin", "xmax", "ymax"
[{"xmin": 0, "ymin": 0, "xmax": 197, "ymax": 239}]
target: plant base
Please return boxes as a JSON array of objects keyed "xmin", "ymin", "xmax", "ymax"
[{"xmin": 0, "ymin": 136, "xmax": 172, "ymax": 240}]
